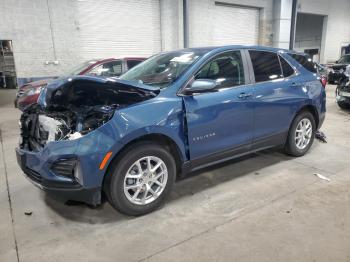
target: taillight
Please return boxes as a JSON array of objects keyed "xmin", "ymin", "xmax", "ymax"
[{"xmin": 320, "ymin": 76, "xmax": 327, "ymax": 88}]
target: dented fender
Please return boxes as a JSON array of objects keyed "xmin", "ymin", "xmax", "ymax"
[{"xmin": 106, "ymin": 96, "xmax": 188, "ymax": 163}]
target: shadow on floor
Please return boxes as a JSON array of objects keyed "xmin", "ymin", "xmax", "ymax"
[{"xmin": 43, "ymin": 148, "xmax": 292, "ymax": 224}]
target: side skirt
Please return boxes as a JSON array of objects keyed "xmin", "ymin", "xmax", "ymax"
[{"xmin": 181, "ymin": 132, "xmax": 287, "ymax": 176}]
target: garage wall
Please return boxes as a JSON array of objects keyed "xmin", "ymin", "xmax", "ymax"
[
  {"xmin": 295, "ymin": 14, "xmax": 323, "ymax": 50},
  {"xmin": 298, "ymin": 0, "xmax": 350, "ymax": 63},
  {"xmin": 160, "ymin": 0, "xmax": 183, "ymax": 51},
  {"xmin": 0, "ymin": 0, "xmax": 168, "ymax": 81},
  {"xmin": 76, "ymin": 0, "xmax": 161, "ymax": 60},
  {"xmin": 188, "ymin": 0, "xmax": 274, "ymax": 47},
  {"xmin": 0, "ymin": 0, "xmax": 79, "ymax": 79}
]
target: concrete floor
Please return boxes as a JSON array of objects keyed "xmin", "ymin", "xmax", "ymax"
[{"xmin": 1, "ymin": 86, "xmax": 350, "ymax": 262}]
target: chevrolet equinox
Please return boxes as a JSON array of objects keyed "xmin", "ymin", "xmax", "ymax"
[{"xmin": 16, "ymin": 46, "xmax": 326, "ymax": 215}]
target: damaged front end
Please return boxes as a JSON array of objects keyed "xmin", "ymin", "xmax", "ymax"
[{"xmin": 19, "ymin": 77, "xmax": 159, "ymax": 152}]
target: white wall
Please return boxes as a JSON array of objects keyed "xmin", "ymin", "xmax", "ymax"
[
  {"xmin": 187, "ymin": 0, "xmax": 274, "ymax": 47},
  {"xmin": 0, "ymin": 0, "xmax": 171, "ymax": 79},
  {"xmin": 0, "ymin": 0, "xmax": 79, "ymax": 78},
  {"xmin": 1, "ymin": 0, "xmax": 350, "ymax": 78},
  {"xmin": 272, "ymin": 0, "xmax": 293, "ymax": 49},
  {"xmin": 298, "ymin": 0, "xmax": 350, "ymax": 63},
  {"xmin": 160, "ymin": 0, "xmax": 183, "ymax": 51}
]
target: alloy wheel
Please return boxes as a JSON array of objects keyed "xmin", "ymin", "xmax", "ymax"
[
  {"xmin": 295, "ymin": 118, "xmax": 313, "ymax": 150},
  {"xmin": 123, "ymin": 156, "xmax": 168, "ymax": 205}
]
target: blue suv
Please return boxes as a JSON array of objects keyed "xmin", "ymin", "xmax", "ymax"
[{"xmin": 16, "ymin": 46, "xmax": 326, "ymax": 215}]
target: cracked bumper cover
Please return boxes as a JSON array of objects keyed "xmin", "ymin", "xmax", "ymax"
[{"xmin": 15, "ymin": 121, "xmax": 124, "ymax": 205}]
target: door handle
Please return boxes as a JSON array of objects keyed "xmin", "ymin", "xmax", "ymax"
[{"xmin": 238, "ymin": 93, "xmax": 252, "ymax": 99}]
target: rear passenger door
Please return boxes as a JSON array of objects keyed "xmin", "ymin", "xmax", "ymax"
[{"xmin": 247, "ymin": 50, "xmax": 297, "ymax": 148}]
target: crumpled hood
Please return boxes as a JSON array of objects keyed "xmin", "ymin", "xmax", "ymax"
[{"xmin": 37, "ymin": 75, "xmax": 160, "ymax": 108}]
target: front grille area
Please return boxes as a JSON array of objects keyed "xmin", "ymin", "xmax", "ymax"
[{"xmin": 50, "ymin": 158, "xmax": 77, "ymax": 178}]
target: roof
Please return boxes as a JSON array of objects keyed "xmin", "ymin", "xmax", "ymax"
[{"xmin": 169, "ymin": 45, "xmax": 291, "ymax": 55}]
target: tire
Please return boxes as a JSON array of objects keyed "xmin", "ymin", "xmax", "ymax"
[
  {"xmin": 104, "ymin": 142, "xmax": 176, "ymax": 216},
  {"xmin": 335, "ymin": 87, "xmax": 350, "ymax": 109},
  {"xmin": 285, "ymin": 111, "xmax": 316, "ymax": 157}
]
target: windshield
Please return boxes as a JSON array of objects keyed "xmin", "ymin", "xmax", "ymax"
[
  {"xmin": 61, "ymin": 60, "xmax": 98, "ymax": 77},
  {"xmin": 338, "ymin": 55, "xmax": 350, "ymax": 64},
  {"xmin": 119, "ymin": 51, "xmax": 204, "ymax": 88}
]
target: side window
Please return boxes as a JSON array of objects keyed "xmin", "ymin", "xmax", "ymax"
[
  {"xmin": 279, "ymin": 56, "xmax": 295, "ymax": 77},
  {"xmin": 249, "ymin": 50, "xmax": 282, "ymax": 82},
  {"xmin": 127, "ymin": 60, "xmax": 143, "ymax": 70},
  {"xmin": 195, "ymin": 51, "xmax": 245, "ymax": 89},
  {"xmin": 288, "ymin": 53, "xmax": 317, "ymax": 73},
  {"xmin": 87, "ymin": 61, "xmax": 122, "ymax": 77}
]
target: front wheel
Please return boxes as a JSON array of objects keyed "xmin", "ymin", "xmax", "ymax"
[
  {"xmin": 285, "ymin": 111, "xmax": 316, "ymax": 157},
  {"xmin": 104, "ymin": 142, "xmax": 176, "ymax": 216}
]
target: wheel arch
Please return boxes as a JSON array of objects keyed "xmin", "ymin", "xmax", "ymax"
[
  {"xmin": 296, "ymin": 104, "xmax": 320, "ymax": 128},
  {"xmin": 102, "ymin": 133, "xmax": 185, "ymax": 192}
]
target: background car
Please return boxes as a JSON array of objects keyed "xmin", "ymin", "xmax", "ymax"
[
  {"xmin": 327, "ymin": 54, "xmax": 350, "ymax": 84},
  {"xmin": 14, "ymin": 57, "xmax": 145, "ymax": 110},
  {"xmin": 335, "ymin": 65, "xmax": 350, "ymax": 109}
]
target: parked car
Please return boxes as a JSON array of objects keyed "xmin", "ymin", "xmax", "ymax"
[
  {"xmin": 16, "ymin": 46, "xmax": 326, "ymax": 216},
  {"xmin": 14, "ymin": 57, "xmax": 145, "ymax": 110},
  {"xmin": 327, "ymin": 54, "xmax": 350, "ymax": 84},
  {"xmin": 335, "ymin": 65, "xmax": 350, "ymax": 109}
]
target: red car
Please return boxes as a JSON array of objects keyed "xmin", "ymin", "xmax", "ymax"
[{"xmin": 15, "ymin": 57, "xmax": 145, "ymax": 110}]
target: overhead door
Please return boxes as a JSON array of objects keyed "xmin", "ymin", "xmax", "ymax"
[
  {"xmin": 212, "ymin": 3, "xmax": 260, "ymax": 46},
  {"xmin": 76, "ymin": 0, "xmax": 161, "ymax": 59}
]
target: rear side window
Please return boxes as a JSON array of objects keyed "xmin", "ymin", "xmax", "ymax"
[
  {"xmin": 279, "ymin": 56, "xmax": 295, "ymax": 77},
  {"xmin": 288, "ymin": 53, "xmax": 317, "ymax": 73},
  {"xmin": 127, "ymin": 60, "xmax": 143, "ymax": 70},
  {"xmin": 249, "ymin": 51, "xmax": 282, "ymax": 82}
]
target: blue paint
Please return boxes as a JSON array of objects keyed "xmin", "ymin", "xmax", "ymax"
[{"xmin": 16, "ymin": 45, "xmax": 326, "ymax": 205}]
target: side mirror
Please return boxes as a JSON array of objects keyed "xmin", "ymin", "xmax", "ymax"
[
  {"xmin": 183, "ymin": 79, "xmax": 217, "ymax": 95},
  {"xmin": 335, "ymin": 60, "xmax": 339, "ymax": 64}
]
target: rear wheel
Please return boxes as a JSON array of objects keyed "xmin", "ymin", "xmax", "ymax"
[
  {"xmin": 285, "ymin": 111, "xmax": 316, "ymax": 157},
  {"xmin": 105, "ymin": 142, "xmax": 176, "ymax": 216}
]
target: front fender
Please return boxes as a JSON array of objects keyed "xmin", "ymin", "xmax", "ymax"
[{"xmin": 109, "ymin": 96, "xmax": 188, "ymax": 161}]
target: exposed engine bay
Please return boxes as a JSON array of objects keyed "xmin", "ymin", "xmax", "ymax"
[{"xmin": 19, "ymin": 78, "xmax": 159, "ymax": 151}]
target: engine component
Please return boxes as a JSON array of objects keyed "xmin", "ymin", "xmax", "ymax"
[{"xmin": 19, "ymin": 77, "xmax": 159, "ymax": 152}]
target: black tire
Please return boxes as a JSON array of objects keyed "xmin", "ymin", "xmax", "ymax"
[
  {"xmin": 104, "ymin": 142, "xmax": 176, "ymax": 216},
  {"xmin": 285, "ymin": 111, "xmax": 316, "ymax": 157}
]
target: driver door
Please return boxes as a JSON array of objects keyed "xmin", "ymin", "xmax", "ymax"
[{"xmin": 182, "ymin": 50, "xmax": 254, "ymax": 162}]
